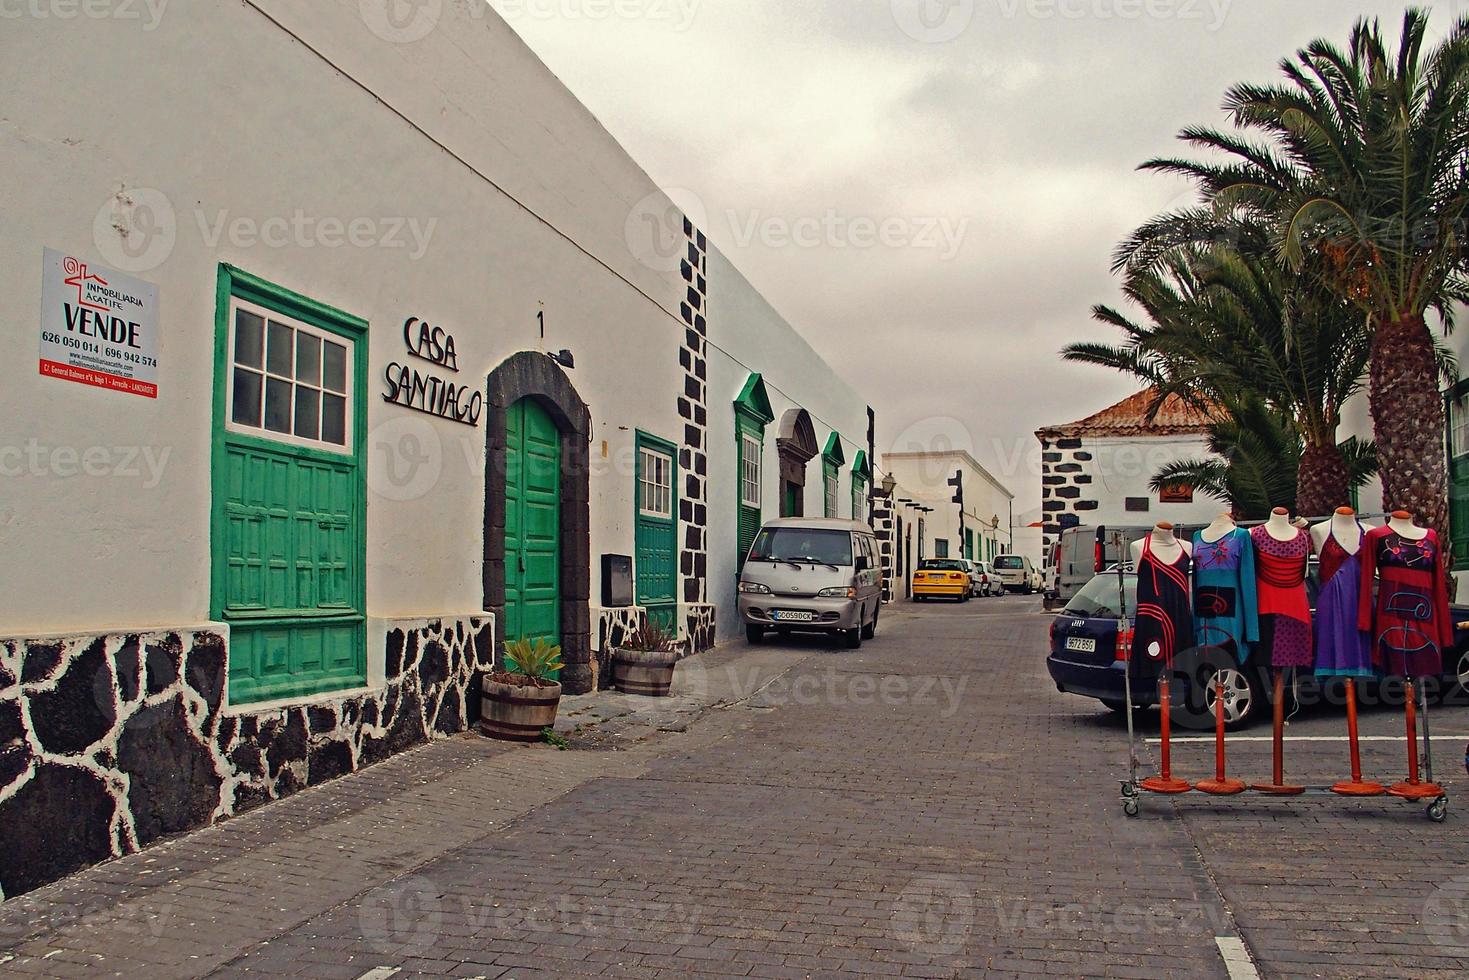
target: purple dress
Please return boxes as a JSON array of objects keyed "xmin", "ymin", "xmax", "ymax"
[{"xmin": 1313, "ymin": 527, "xmax": 1373, "ymax": 677}]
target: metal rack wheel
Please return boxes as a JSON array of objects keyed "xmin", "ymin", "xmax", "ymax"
[
  {"xmin": 1123, "ymin": 798, "xmax": 1140, "ymax": 817},
  {"xmin": 1428, "ymin": 798, "xmax": 1448, "ymax": 823}
]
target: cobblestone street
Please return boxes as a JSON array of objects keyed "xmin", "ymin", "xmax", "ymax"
[{"xmin": 3, "ymin": 599, "xmax": 1467, "ymax": 978}]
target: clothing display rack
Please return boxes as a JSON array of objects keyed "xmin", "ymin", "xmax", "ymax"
[{"xmin": 1108, "ymin": 519, "xmax": 1450, "ymax": 823}]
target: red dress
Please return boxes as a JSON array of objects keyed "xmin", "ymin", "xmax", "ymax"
[
  {"xmin": 1357, "ymin": 526, "xmax": 1453, "ymax": 678},
  {"xmin": 1250, "ymin": 525, "xmax": 1312, "ymax": 668}
]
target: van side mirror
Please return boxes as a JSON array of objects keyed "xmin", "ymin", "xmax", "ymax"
[{"xmin": 855, "ymin": 556, "xmax": 870, "ymax": 573}]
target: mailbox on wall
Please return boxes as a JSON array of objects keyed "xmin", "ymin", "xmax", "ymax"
[{"xmin": 602, "ymin": 554, "xmax": 633, "ymax": 607}]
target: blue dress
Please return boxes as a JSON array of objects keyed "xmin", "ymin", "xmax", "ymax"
[{"xmin": 1192, "ymin": 528, "xmax": 1260, "ymax": 662}]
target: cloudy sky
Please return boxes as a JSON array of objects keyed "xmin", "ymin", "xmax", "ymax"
[{"xmin": 488, "ymin": 0, "xmax": 1458, "ymax": 512}]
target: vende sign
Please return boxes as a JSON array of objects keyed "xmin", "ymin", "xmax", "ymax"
[{"xmin": 39, "ymin": 248, "xmax": 159, "ymax": 399}]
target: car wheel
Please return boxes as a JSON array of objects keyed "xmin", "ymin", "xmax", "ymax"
[
  {"xmin": 1173, "ymin": 647, "xmax": 1262, "ymax": 731},
  {"xmin": 861, "ymin": 605, "xmax": 877, "ymax": 640},
  {"xmin": 1434, "ymin": 645, "xmax": 1469, "ymax": 705},
  {"xmin": 845, "ymin": 626, "xmax": 862, "ymax": 649},
  {"xmin": 745, "ymin": 624, "xmax": 764, "ymax": 645}
]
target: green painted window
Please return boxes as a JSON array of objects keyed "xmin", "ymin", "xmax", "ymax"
[
  {"xmin": 735, "ymin": 374, "xmax": 775, "ymax": 568},
  {"xmin": 823, "ymin": 465, "xmax": 838, "ymax": 518},
  {"xmin": 212, "ymin": 267, "xmax": 367, "ymax": 705},
  {"xmin": 1449, "ymin": 383, "xmax": 1469, "ymax": 569},
  {"xmin": 964, "ymin": 529, "xmax": 975, "ymax": 560},
  {"xmin": 635, "ymin": 432, "xmax": 677, "ymax": 630},
  {"xmin": 820, "ymin": 433, "xmax": 846, "ymax": 520}
]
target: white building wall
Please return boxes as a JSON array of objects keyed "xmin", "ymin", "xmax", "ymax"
[
  {"xmin": 705, "ymin": 250, "xmax": 872, "ymax": 641},
  {"xmin": 0, "ymin": 1, "xmax": 871, "ymax": 644},
  {"xmin": 883, "ymin": 453, "xmax": 1015, "ymax": 563}
]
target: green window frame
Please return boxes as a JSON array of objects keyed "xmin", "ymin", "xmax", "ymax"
[
  {"xmin": 1448, "ymin": 380, "xmax": 1469, "ymax": 569},
  {"xmin": 821, "ymin": 432, "xmax": 846, "ymax": 520},
  {"xmin": 851, "ymin": 450, "xmax": 870, "ymax": 524},
  {"xmin": 735, "ymin": 374, "xmax": 775, "ymax": 567},
  {"xmin": 210, "ymin": 265, "xmax": 369, "ymax": 705}
]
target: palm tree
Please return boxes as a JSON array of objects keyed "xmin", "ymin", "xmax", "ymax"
[
  {"xmin": 1151, "ymin": 399, "xmax": 1378, "ymax": 521},
  {"xmin": 1127, "ymin": 9, "xmax": 1469, "ymax": 558},
  {"xmin": 1065, "ymin": 233, "xmax": 1374, "ymax": 516}
]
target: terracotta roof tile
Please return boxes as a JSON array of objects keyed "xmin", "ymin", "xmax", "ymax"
[{"xmin": 1037, "ymin": 390, "xmax": 1216, "ymax": 439}]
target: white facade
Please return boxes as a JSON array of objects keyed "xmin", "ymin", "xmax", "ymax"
[
  {"xmin": 882, "ymin": 452, "xmax": 1015, "ymax": 565},
  {"xmin": 0, "ymin": 0, "xmax": 871, "ymax": 655}
]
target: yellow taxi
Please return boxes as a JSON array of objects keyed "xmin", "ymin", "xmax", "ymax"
[{"xmin": 912, "ymin": 559, "xmax": 972, "ymax": 603}]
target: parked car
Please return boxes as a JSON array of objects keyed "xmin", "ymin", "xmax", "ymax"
[
  {"xmin": 1047, "ymin": 569, "xmax": 1469, "ymax": 730},
  {"xmin": 972, "ymin": 560, "xmax": 1005, "ymax": 597},
  {"xmin": 993, "ymin": 554, "xmax": 1040, "ymax": 594},
  {"xmin": 738, "ymin": 518, "xmax": 883, "ymax": 648},
  {"xmin": 913, "ymin": 559, "xmax": 972, "ymax": 603}
]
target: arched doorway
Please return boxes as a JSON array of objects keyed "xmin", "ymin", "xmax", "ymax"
[
  {"xmin": 484, "ymin": 352, "xmax": 592, "ymax": 694},
  {"xmin": 776, "ymin": 408, "xmax": 818, "ymax": 518}
]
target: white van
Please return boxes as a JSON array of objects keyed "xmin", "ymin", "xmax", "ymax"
[{"xmin": 992, "ymin": 554, "xmax": 1039, "ymax": 594}]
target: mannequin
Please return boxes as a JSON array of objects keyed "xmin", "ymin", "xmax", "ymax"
[
  {"xmin": 1131, "ymin": 522, "xmax": 1190, "ymax": 566},
  {"xmin": 1251, "ymin": 508, "xmax": 1312, "ymax": 795},
  {"xmin": 1310, "ymin": 508, "xmax": 1383, "ymax": 796},
  {"xmin": 1200, "ymin": 513, "xmax": 1237, "ymax": 544},
  {"xmin": 1132, "ymin": 523, "xmax": 1194, "ymax": 795},
  {"xmin": 1310, "ymin": 507, "xmax": 1365, "ymax": 556},
  {"xmin": 1360, "ymin": 510, "xmax": 1449, "ymax": 800}
]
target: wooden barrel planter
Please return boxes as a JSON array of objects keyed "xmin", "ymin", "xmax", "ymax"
[
  {"xmin": 611, "ymin": 649, "xmax": 679, "ymax": 697},
  {"xmin": 480, "ymin": 677, "xmax": 562, "ymax": 742}
]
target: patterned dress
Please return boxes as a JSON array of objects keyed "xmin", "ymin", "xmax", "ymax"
[
  {"xmin": 1250, "ymin": 525, "xmax": 1312, "ymax": 669},
  {"xmin": 1191, "ymin": 527, "xmax": 1259, "ymax": 662},
  {"xmin": 1132, "ymin": 534, "xmax": 1193, "ymax": 665},
  {"xmin": 1313, "ymin": 525, "xmax": 1374, "ymax": 678},
  {"xmin": 1357, "ymin": 526, "xmax": 1454, "ymax": 678}
]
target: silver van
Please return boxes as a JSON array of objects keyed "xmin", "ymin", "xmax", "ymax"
[
  {"xmin": 737, "ymin": 518, "xmax": 883, "ymax": 648},
  {"xmin": 992, "ymin": 554, "xmax": 1040, "ymax": 594}
]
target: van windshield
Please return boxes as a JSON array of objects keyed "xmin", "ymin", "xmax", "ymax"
[
  {"xmin": 994, "ymin": 556, "xmax": 1024, "ymax": 570},
  {"xmin": 749, "ymin": 528, "xmax": 853, "ymax": 566}
]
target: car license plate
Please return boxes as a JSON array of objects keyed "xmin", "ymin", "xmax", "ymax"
[
  {"xmin": 773, "ymin": 610, "xmax": 815, "ymax": 623},
  {"xmin": 1066, "ymin": 636, "xmax": 1097, "ymax": 653}
]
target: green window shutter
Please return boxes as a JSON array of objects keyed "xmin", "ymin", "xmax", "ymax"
[
  {"xmin": 212, "ymin": 266, "xmax": 368, "ymax": 705},
  {"xmin": 1450, "ymin": 384, "xmax": 1469, "ymax": 569}
]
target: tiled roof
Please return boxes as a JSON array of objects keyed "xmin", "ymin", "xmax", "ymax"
[{"xmin": 1036, "ymin": 390, "xmax": 1216, "ymax": 439}]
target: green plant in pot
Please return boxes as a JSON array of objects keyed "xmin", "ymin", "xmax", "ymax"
[
  {"xmin": 481, "ymin": 638, "xmax": 565, "ymax": 742},
  {"xmin": 611, "ymin": 621, "xmax": 681, "ymax": 697}
]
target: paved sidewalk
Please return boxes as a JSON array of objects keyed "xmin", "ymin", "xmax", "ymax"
[{"xmin": 3, "ymin": 598, "xmax": 1467, "ymax": 978}]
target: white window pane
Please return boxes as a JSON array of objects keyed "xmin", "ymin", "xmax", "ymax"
[
  {"xmin": 323, "ymin": 342, "xmax": 348, "ymax": 393},
  {"xmin": 322, "ymin": 393, "xmax": 347, "ymax": 445},
  {"xmin": 235, "ymin": 310, "xmax": 264, "ymax": 369},
  {"xmin": 294, "ymin": 386, "xmax": 320, "ymax": 440},
  {"xmin": 232, "ymin": 368, "xmax": 262, "ymax": 427},
  {"xmin": 296, "ymin": 333, "xmax": 321, "ymax": 387},
  {"xmin": 267, "ymin": 320, "xmax": 294, "ymax": 377},
  {"xmin": 264, "ymin": 377, "xmax": 293, "ymax": 433}
]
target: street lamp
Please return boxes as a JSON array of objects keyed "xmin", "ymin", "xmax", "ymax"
[{"xmin": 880, "ymin": 472, "xmax": 897, "ymax": 497}]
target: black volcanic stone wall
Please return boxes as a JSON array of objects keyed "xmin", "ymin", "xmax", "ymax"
[
  {"xmin": 0, "ymin": 616, "xmax": 491, "ymax": 901},
  {"xmin": 678, "ymin": 219, "xmax": 710, "ymax": 607}
]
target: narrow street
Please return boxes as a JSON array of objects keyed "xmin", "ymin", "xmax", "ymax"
[{"xmin": 3, "ymin": 600, "xmax": 1464, "ymax": 978}]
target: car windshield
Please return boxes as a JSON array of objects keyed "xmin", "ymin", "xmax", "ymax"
[
  {"xmin": 1065, "ymin": 573, "xmax": 1137, "ymax": 619},
  {"xmin": 994, "ymin": 556, "xmax": 1024, "ymax": 570},
  {"xmin": 920, "ymin": 560, "xmax": 967, "ymax": 572},
  {"xmin": 748, "ymin": 528, "xmax": 853, "ymax": 566}
]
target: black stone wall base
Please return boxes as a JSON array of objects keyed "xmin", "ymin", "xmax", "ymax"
[
  {"xmin": 595, "ymin": 606, "xmax": 650, "ymax": 690},
  {"xmin": 682, "ymin": 604, "xmax": 717, "ymax": 655},
  {"xmin": 0, "ymin": 616, "xmax": 491, "ymax": 902}
]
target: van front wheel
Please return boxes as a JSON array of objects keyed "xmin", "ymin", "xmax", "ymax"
[{"xmin": 861, "ymin": 606, "xmax": 878, "ymax": 640}]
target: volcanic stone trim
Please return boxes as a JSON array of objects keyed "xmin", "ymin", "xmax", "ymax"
[
  {"xmin": 681, "ymin": 603, "xmax": 717, "ymax": 655},
  {"xmin": 593, "ymin": 606, "xmax": 648, "ymax": 690},
  {"xmin": 0, "ymin": 616, "xmax": 490, "ymax": 901},
  {"xmin": 872, "ymin": 493, "xmax": 897, "ymax": 601},
  {"xmin": 484, "ymin": 351, "xmax": 594, "ymax": 694},
  {"xmin": 679, "ymin": 221, "xmax": 711, "ymax": 607},
  {"xmin": 1037, "ymin": 435, "xmax": 1104, "ymax": 559}
]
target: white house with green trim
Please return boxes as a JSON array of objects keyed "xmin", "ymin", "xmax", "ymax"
[{"xmin": 0, "ymin": 1, "xmax": 872, "ymax": 898}]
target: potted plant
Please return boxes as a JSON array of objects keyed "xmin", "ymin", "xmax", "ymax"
[
  {"xmin": 481, "ymin": 638, "xmax": 564, "ymax": 742},
  {"xmin": 611, "ymin": 622, "xmax": 680, "ymax": 697}
]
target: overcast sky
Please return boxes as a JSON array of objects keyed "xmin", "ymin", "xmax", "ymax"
[{"xmin": 488, "ymin": 0, "xmax": 1458, "ymax": 512}]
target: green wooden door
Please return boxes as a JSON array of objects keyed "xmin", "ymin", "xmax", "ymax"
[
  {"xmin": 505, "ymin": 397, "xmax": 561, "ymax": 648},
  {"xmin": 212, "ymin": 276, "xmax": 366, "ymax": 706},
  {"xmin": 783, "ymin": 482, "xmax": 800, "ymax": 518},
  {"xmin": 635, "ymin": 433, "xmax": 677, "ymax": 630}
]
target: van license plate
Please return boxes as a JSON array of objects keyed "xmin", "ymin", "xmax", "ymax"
[
  {"xmin": 1066, "ymin": 637, "xmax": 1097, "ymax": 653},
  {"xmin": 773, "ymin": 611, "xmax": 815, "ymax": 623}
]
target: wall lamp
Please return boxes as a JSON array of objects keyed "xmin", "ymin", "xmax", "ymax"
[{"xmin": 547, "ymin": 349, "xmax": 575, "ymax": 369}]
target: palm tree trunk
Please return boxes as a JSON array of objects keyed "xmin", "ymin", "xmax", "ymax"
[
  {"xmin": 1295, "ymin": 441, "xmax": 1349, "ymax": 519},
  {"xmin": 1368, "ymin": 313, "xmax": 1451, "ymax": 568}
]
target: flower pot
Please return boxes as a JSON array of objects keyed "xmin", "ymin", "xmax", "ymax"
[
  {"xmin": 480, "ymin": 677, "xmax": 562, "ymax": 742},
  {"xmin": 611, "ymin": 648, "xmax": 679, "ymax": 697}
]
